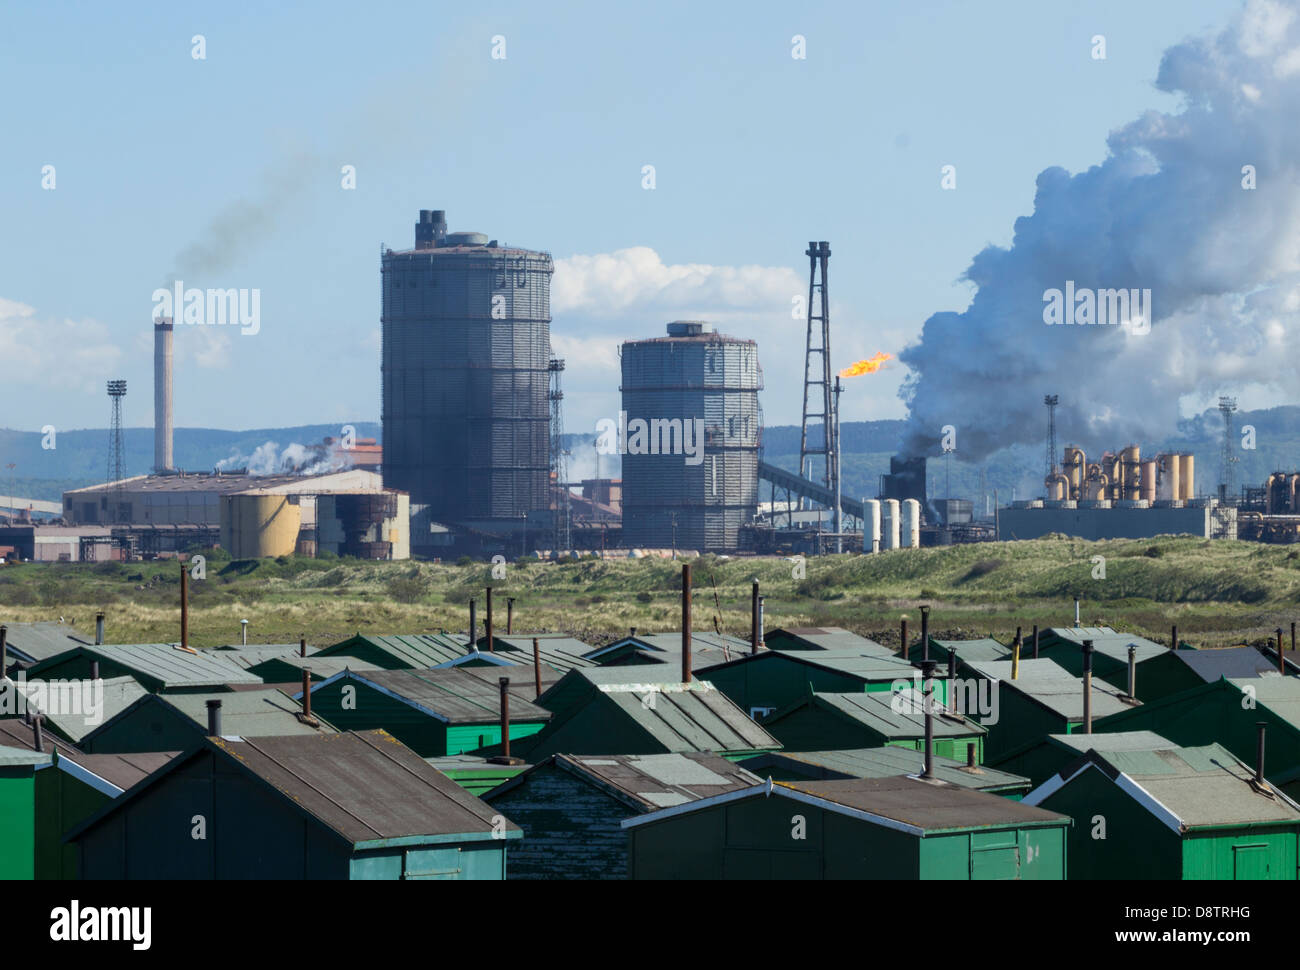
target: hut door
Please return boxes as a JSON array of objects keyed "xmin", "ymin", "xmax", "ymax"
[{"xmin": 1232, "ymin": 844, "xmax": 1271, "ymax": 880}]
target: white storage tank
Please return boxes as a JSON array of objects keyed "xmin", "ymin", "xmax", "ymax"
[
  {"xmin": 901, "ymin": 499, "xmax": 921, "ymax": 548},
  {"xmin": 863, "ymin": 499, "xmax": 881, "ymax": 553},
  {"xmin": 882, "ymin": 498, "xmax": 901, "ymax": 550}
]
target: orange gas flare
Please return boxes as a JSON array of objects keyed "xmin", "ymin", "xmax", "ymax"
[{"xmin": 839, "ymin": 352, "xmax": 893, "ymax": 378}]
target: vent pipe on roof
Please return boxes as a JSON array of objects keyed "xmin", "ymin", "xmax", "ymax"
[
  {"xmin": 499, "ymin": 677, "xmax": 511, "ymax": 759},
  {"xmin": 758, "ymin": 597, "xmax": 765, "ymax": 652},
  {"xmin": 469, "ymin": 599, "xmax": 477, "ymax": 650},
  {"xmin": 300, "ymin": 636, "xmax": 307, "ymax": 658},
  {"xmin": 947, "ymin": 648, "xmax": 957, "ymax": 710},
  {"xmin": 899, "ymin": 616, "xmax": 908, "ymax": 660},
  {"xmin": 920, "ymin": 660, "xmax": 937, "ymax": 780},
  {"xmin": 180, "ymin": 561, "xmax": 188, "ymax": 650},
  {"xmin": 95, "ymin": 611, "xmax": 105, "ymax": 646},
  {"xmin": 206, "ymin": 698, "xmax": 222, "ymax": 737},
  {"xmin": 302, "ymin": 669, "xmax": 312, "ymax": 719},
  {"xmin": 1257, "ymin": 722, "xmax": 1267, "ymax": 785},
  {"xmin": 1127, "ymin": 645, "xmax": 1138, "ymax": 699},
  {"xmin": 32, "ymin": 714, "xmax": 44, "ymax": 753},
  {"xmin": 1074, "ymin": 599, "xmax": 1080, "ymax": 628},
  {"xmin": 1032, "ymin": 624, "xmax": 1040, "ymax": 660},
  {"xmin": 485, "ymin": 587, "xmax": 495, "ymax": 653},
  {"xmin": 1277, "ymin": 628, "xmax": 1286, "ymax": 676},
  {"xmin": 1, "ymin": 624, "xmax": 7, "ymax": 677},
  {"xmin": 681, "ymin": 564, "xmax": 692, "ymax": 684},
  {"xmin": 240, "ymin": 619, "xmax": 248, "ymax": 645},
  {"xmin": 751, "ymin": 581, "xmax": 760, "ymax": 655},
  {"xmin": 1171, "ymin": 624, "xmax": 1177, "ymax": 651},
  {"xmin": 532, "ymin": 638, "xmax": 542, "ymax": 701},
  {"xmin": 920, "ymin": 606, "xmax": 931, "ymax": 663},
  {"xmin": 90, "ymin": 661, "xmax": 100, "ymax": 681},
  {"xmin": 1293, "ymin": 621, "xmax": 1297, "ymax": 655},
  {"xmin": 1082, "ymin": 639, "xmax": 1094, "ymax": 734},
  {"xmin": 1011, "ymin": 631, "xmax": 1020, "ymax": 681},
  {"xmin": 507, "ymin": 597, "xmax": 515, "ymax": 636}
]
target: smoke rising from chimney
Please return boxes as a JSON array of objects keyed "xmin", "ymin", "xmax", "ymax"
[{"xmin": 898, "ymin": 0, "xmax": 1300, "ymax": 460}]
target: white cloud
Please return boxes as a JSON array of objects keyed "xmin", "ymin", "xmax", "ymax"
[{"xmin": 0, "ymin": 298, "xmax": 123, "ymax": 393}]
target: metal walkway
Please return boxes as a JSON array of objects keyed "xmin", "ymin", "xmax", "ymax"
[{"xmin": 758, "ymin": 461, "xmax": 862, "ymax": 522}]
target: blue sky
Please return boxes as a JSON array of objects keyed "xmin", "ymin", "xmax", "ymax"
[{"xmin": 0, "ymin": 0, "xmax": 1245, "ymax": 458}]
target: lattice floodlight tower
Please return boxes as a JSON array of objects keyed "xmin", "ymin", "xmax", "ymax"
[
  {"xmin": 1219, "ymin": 395, "xmax": 1239, "ymax": 502},
  {"xmin": 1044, "ymin": 394, "xmax": 1059, "ymax": 481},
  {"xmin": 106, "ymin": 379, "xmax": 127, "ymax": 524},
  {"xmin": 799, "ymin": 241, "xmax": 839, "ymax": 540},
  {"xmin": 549, "ymin": 357, "xmax": 570, "ymax": 554}
]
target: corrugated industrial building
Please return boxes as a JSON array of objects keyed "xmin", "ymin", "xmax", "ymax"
[
  {"xmin": 620, "ymin": 321, "xmax": 762, "ymax": 553},
  {"xmin": 66, "ymin": 730, "xmax": 519, "ymax": 879},
  {"xmin": 381, "ymin": 209, "xmax": 553, "ymax": 539},
  {"xmin": 622, "ymin": 776, "xmax": 1070, "ymax": 879}
]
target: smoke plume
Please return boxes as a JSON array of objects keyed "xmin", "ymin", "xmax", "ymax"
[{"xmin": 899, "ymin": 0, "xmax": 1300, "ymax": 461}]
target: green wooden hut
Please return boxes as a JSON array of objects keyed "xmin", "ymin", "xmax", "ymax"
[
  {"xmin": 0, "ymin": 745, "xmax": 49, "ymax": 879},
  {"xmin": 77, "ymin": 688, "xmax": 336, "ymax": 754},
  {"xmin": 1024, "ymin": 742, "xmax": 1300, "ymax": 879},
  {"xmin": 1, "ymin": 621, "xmax": 95, "ymax": 674},
  {"xmin": 696, "ymin": 649, "xmax": 935, "ymax": 720},
  {"xmin": 524, "ymin": 669, "xmax": 780, "ymax": 762},
  {"xmin": 424, "ymin": 755, "xmax": 530, "ymax": 796},
  {"xmin": 964, "ymin": 658, "xmax": 1139, "ymax": 762},
  {"xmin": 483, "ymin": 752, "xmax": 759, "ymax": 879},
  {"xmin": 738, "ymin": 748, "xmax": 1030, "ymax": 797},
  {"xmin": 6, "ymin": 676, "xmax": 148, "ymax": 746},
  {"xmin": 20, "ymin": 643, "xmax": 261, "ymax": 692},
  {"xmin": 624, "ymin": 776, "xmax": 1070, "ymax": 879},
  {"xmin": 303, "ymin": 668, "xmax": 550, "ymax": 757},
  {"xmin": 66, "ymin": 730, "xmax": 519, "ymax": 879},
  {"xmin": 765, "ymin": 627, "xmax": 893, "ymax": 655},
  {"xmin": 991, "ymin": 730, "xmax": 1179, "ymax": 790},
  {"xmin": 246, "ymin": 653, "xmax": 385, "ymax": 684},
  {"xmin": 1114, "ymin": 646, "xmax": 1294, "ymax": 703},
  {"xmin": 582, "ymin": 632, "xmax": 751, "ymax": 668},
  {"xmin": 759, "ymin": 689, "xmax": 987, "ymax": 761}
]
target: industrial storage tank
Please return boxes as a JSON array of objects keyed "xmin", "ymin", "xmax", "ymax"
[
  {"xmin": 882, "ymin": 499, "xmax": 900, "ymax": 550},
  {"xmin": 1179, "ymin": 454, "xmax": 1195, "ymax": 500},
  {"xmin": 900, "ymin": 499, "xmax": 921, "ymax": 548},
  {"xmin": 619, "ymin": 321, "xmax": 762, "ymax": 552},
  {"xmin": 220, "ymin": 495, "xmax": 301, "ymax": 559},
  {"xmin": 381, "ymin": 209, "xmax": 553, "ymax": 530},
  {"xmin": 1158, "ymin": 453, "xmax": 1181, "ymax": 502},
  {"xmin": 863, "ymin": 498, "xmax": 881, "ymax": 553}
]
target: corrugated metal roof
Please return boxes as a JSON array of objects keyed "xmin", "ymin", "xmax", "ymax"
[
  {"xmin": 488, "ymin": 752, "xmax": 759, "ymax": 812},
  {"xmin": 321, "ymin": 669, "xmax": 551, "ymax": 724},
  {"xmin": 0, "ymin": 717, "xmax": 82, "ymax": 757},
  {"xmin": 28, "ymin": 644, "xmax": 261, "ymax": 688},
  {"xmin": 1176, "ymin": 647, "xmax": 1282, "ymax": 682},
  {"xmin": 929, "ymin": 638, "xmax": 1012, "ymax": 663},
  {"xmin": 211, "ymin": 731, "xmax": 514, "ymax": 843},
  {"xmin": 218, "ymin": 645, "xmax": 318, "ymax": 670},
  {"xmin": 477, "ymin": 635, "xmax": 597, "ymax": 672},
  {"xmin": 1049, "ymin": 730, "xmax": 1177, "ymax": 754},
  {"xmin": 0, "ymin": 621, "xmax": 95, "ymax": 665},
  {"xmin": 248, "ymin": 655, "xmax": 386, "ymax": 680},
  {"xmin": 1228, "ymin": 676, "xmax": 1300, "ymax": 728},
  {"xmin": 0, "ymin": 744, "xmax": 50, "ymax": 767},
  {"xmin": 967, "ymin": 658, "xmax": 1136, "ymax": 720},
  {"xmin": 11, "ymin": 675, "xmax": 148, "ymax": 743},
  {"xmin": 316, "ymin": 633, "xmax": 473, "ymax": 669},
  {"xmin": 57, "ymin": 750, "xmax": 179, "ymax": 792},
  {"xmin": 765, "ymin": 627, "xmax": 894, "ymax": 655},
  {"xmin": 779, "ymin": 777, "xmax": 1068, "ymax": 830},
  {"xmin": 160, "ymin": 689, "xmax": 338, "ymax": 737},
  {"xmin": 698, "ymin": 648, "xmax": 919, "ymax": 681},
  {"xmin": 775, "ymin": 690, "xmax": 985, "ymax": 740},
  {"xmin": 739, "ymin": 748, "xmax": 1029, "ymax": 791},
  {"xmin": 596, "ymin": 679, "xmax": 778, "ymax": 753}
]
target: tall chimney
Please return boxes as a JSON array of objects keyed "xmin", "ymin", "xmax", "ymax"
[
  {"xmin": 153, "ymin": 316, "xmax": 174, "ymax": 472},
  {"xmin": 95, "ymin": 611, "xmax": 105, "ymax": 645},
  {"xmin": 920, "ymin": 605, "xmax": 931, "ymax": 663},
  {"xmin": 920, "ymin": 660, "xmax": 937, "ymax": 779},
  {"xmin": 180, "ymin": 561, "xmax": 188, "ymax": 649},
  {"xmin": 681, "ymin": 564, "xmax": 692, "ymax": 684},
  {"xmin": 1082, "ymin": 639, "xmax": 1094, "ymax": 734},
  {"xmin": 206, "ymin": 698, "xmax": 222, "ymax": 737}
]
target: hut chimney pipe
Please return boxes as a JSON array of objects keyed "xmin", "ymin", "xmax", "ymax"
[
  {"xmin": 240, "ymin": 619, "xmax": 248, "ymax": 645},
  {"xmin": 469, "ymin": 599, "xmax": 477, "ymax": 649},
  {"xmin": 1074, "ymin": 599, "xmax": 1080, "ymax": 628},
  {"xmin": 1277, "ymin": 628, "xmax": 1286, "ymax": 675},
  {"xmin": 533, "ymin": 638, "xmax": 542, "ymax": 700},
  {"xmin": 1127, "ymin": 644, "xmax": 1137, "ymax": 699},
  {"xmin": 206, "ymin": 698, "xmax": 222, "ymax": 737},
  {"xmin": 758, "ymin": 597, "xmax": 765, "ymax": 650},
  {"xmin": 507, "ymin": 597, "xmax": 515, "ymax": 635},
  {"xmin": 90, "ymin": 660, "xmax": 100, "ymax": 681},
  {"xmin": 967, "ymin": 742, "xmax": 977, "ymax": 768},
  {"xmin": 299, "ymin": 636, "xmax": 306, "ymax": 658},
  {"xmin": 681, "ymin": 564, "xmax": 692, "ymax": 684},
  {"xmin": 920, "ymin": 661, "xmax": 937, "ymax": 779},
  {"xmin": 180, "ymin": 561, "xmax": 188, "ymax": 649},
  {"xmin": 920, "ymin": 605, "xmax": 931, "ymax": 663},
  {"xmin": 1171, "ymin": 624, "xmax": 1177, "ymax": 651},
  {"xmin": 485, "ymin": 587, "xmax": 494, "ymax": 652},
  {"xmin": 302, "ymin": 668, "xmax": 312, "ymax": 719},
  {"xmin": 32, "ymin": 714, "xmax": 44, "ymax": 753},
  {"xmin": 499, "ymin": 677, "xmax": 511, "ymax": 759},
  {"xmin": 1032, "ymin": 624, "xmax": 1039, "ymax": 659},
  {"xmin": 1257, "ymin": 722, "xmax": 1267, "ymax": 785},
  {"xmin": 0, "ymin": 625, "xmax": 6, "ymax": 676},
  {"xmin": 751, "ymin": 580, "xmax": 760, "ymax": 655},
  {"xmin": 900, "ymin": 617, "xmax": 908, "ymax": 660},
  {"xmin": 1082, "ymin": 639, "xmax": 1094, "ymax": 734},
  {"xmin": 95, "ymin": 611, "xmax": 105, "ymax": 646}
]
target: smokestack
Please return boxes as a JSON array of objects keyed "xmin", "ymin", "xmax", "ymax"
[
  {"xmin": 1082, "ymin": 639, "xmax": 1094, "ymax": 734},
  {"xmin": 180, "ymin": 561, "xmax": 188, "ymax": 649},
  {"xmin": 499, "ymin": 677, "xmax": 511, "ymax": 759},
  {"xmin": 533, "ymin": 638, "xmax": 542, "ymax": 700},
  {"xmin": 1127, "ymin": 644, "xmax": 1137, "ymax": 699},
  {"xmin": 415, "ymin": 209, "xmax": 448, "ymax": 249},
  {"xmin": 920, "ymin": 605, "xmax": 931, "ymax": 663},
  {"xmin": 751, "ymin": 581, "xmax": 760, "ymax": 655},
  {"xmin": 302, "ymin": 669, "xmax": 312, "ymax": 719},
  {"xmin": 153, "ymin": 316, "xmax": 174, "ymax": 472},
  {"xmin": 1257, "ymin": 722, "xmax": 1267, "ymax": 785},
  {"xmin": 206, "ymin": 698, "xmax": 222, "ymax": 737},
  {"xmin": 95, "ymin": 612, "xmax": 104, "ymax": 646},
  {"xmin": 681, "ymin": 564, "xmax": 692, "ymax": 684},
  {"xmin": 920, "ymin": 661, "xmax": 937, "ymax": 779},
  {"xmin": 833, "ymin": 376, "xmax": 843, "ymax": 554},
  {"xmin": 507, "ymin": 597, "xmax": 515, "ymax": 635},
  {"xmin": 485, "ymin": 587, "xmax": 494, "ymax": 652}
]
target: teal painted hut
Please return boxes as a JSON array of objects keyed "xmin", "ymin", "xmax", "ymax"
[
  {"xmin": 964, "ymin": 658, "xmax": 1139, "ymax": 762},
  {"xmin": 78, "ymin": 688, "xmax": 336, "ymax": 754},
  {"xmin": 20, "ymin": 644, "xmax": 261, "ymax": 692},
  {"xmin": 424, "ymin": 755, "xmax": 529, "ymax": 796},
  {"xmin": 34, "ymin": 749, "xmax": 177, "ymax": 879},
  {"xmin": 738, "ymin": 748, "xmax": 1030, "ymax": 797},
  {"xmin": 525, "ymin": 669, "xmax": 780, "ymax": 762},
  {"xmin": 991, "ymin": 730, "xmax": 1179, "ymax": 789},
  {"xmin": 483, "ymin": 752, "xmax": 759, "ymax": 879},
  {"xmin": 696, "ymin": 649, "xmax": 934, "ymax": 720},
  {"xmin": 1115, "ymin": 646, "xmax": 1295, "ymax": 703},
  {"xmin": 1036, "ymin": 635, "xmax": 1182, "ymax": 700},
  {"xmin": 0, "ymin": 745, "xmax": 49, "ymax": 879},
  {"xmin": 66, "ymin": 730, "xmax": 519, "ymax": 879},
  {"xmin": 624, "ymin": 776, "xmax": 1070, "ymax": 879},
  {"xmin": 303, "ymin": 668, "xmax": 550, "ymax": 757},
  {"xmin": 1024, "ymin": 742, "xmax": 1300, "ymax": 879},
  {"xmin": 759, "ymin": 689, "xmax": 987, "ymax": 762},
  {"xmin": 1094, "ymin": 677, "xmax": 1300, "ymax": 800},
  {"xmin": 765, "ymin": 627, "xmax": 893, "ymax": 655}
]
